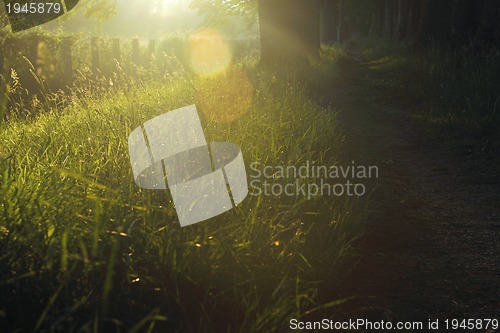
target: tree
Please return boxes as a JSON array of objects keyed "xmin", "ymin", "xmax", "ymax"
[
  {"xmin": 80, "ymin": 0, "xmax": 117, "ymax": 21},
  {"xmin": 256, "ymin": 0, "xmax": 320, "ymax": 67},
  {"xmin": 337, "ymin": 0, "xmax": 344, "ymax": 43},
  {"xmin": 369, "ymin": 0, "xmax": 384, "ymax": 37},
  {"xmin": 395, "ymin": 0, "xmax": 408, "ymax": 40},
  {"xmin": 192, "ymin": 0, "xmax": 321, "ymax": 68},
  {"xmin": 383, "ymin": 0, "xmax": 394, "ymax": 38},
  {"xmin": 405, "ymin": 0, "xmax": 421, "ymax": 41},
  {"xmin": 320, "ymin": 0, "xmax": 339, "ymax": 44},
  {"xmin": 191, "ymin": 0, "xmax": 256, "ymax": 25}
]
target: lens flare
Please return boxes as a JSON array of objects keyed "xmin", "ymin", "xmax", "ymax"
[
  {"xmin": 196, "ymin": 66, "xmax": 253, "ymax": 123},
  {"xmin": 187, "ymin": 28, "xmax": 232, "ymax": 76}
]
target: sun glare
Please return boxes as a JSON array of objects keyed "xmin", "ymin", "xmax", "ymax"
[
  {"xmin": 195, "ymin": 66, "xmax": 253, "ymax": 123},
  {"xmin": 150, "ymin": 0, "xmax": 178, "ymax": 16},
  {"xmin": 187, "ymin": 28, "xmax": 232, "ymax": 76}
]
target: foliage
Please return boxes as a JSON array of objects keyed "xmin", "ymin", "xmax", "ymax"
[
  {"xmin": 190, "ymin": 0, "xmax": 257, "ymax": 25},
  {"xmin": 408, "ymin": 45, "xmax": 500, "ymax": 147},
  {"xmin": 358, "ymin": 37, "xmax": 500, "ymax": 153},
  {"xmin": 81, "ymin": 0, "xmax": 118, "ymax": 20},
  {"xmin": 191, "ymin": 0, "xmax": 256, "ymax": 16}
]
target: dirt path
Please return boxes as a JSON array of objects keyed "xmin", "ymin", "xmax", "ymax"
[{"xmin": 326, "ymin": 54, "xmax": 500, "ymax": 328}]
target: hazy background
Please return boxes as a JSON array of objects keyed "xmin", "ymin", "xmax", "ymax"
[{"xmin": 0, "ymin": 0, "xmax": 258, "ymax": 38}]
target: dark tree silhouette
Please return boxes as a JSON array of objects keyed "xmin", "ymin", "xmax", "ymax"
[
  {"xmin": 192, "ymin": 0, "xmax": 500, "ymax": 64},
  {"xmin": 258, "ymin": 0, "xmax": 319, "ymax": 67}
]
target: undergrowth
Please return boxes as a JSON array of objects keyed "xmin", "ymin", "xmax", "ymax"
[
  {"xmin": 0, "ymin": 45, "xmax": 362, "ymax": 332},
  {"xmin": 358, "ymin": 37, "xmax": 500, "ymax": 154}
]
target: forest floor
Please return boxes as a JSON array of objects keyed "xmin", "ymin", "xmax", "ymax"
[{"xmin": 322, "ymin": 48, "xmax": 500, "ymax": 328}]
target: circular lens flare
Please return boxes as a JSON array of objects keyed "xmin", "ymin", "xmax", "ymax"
[
  {"xmin": 196, "ymin": 66, "xmax": 253, "ymax": 123},
  {"xmin": 187, "ymin": 28, "xmax": 232, "ymax": 76}
]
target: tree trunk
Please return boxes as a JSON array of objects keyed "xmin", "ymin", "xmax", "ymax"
[
  {"xmin": 395, "ymin": 0, "xmax": 409, "ymax": 40},
  {"xmin": 309, "ymin": 0, "xmax": 321, "ymax": 58},
  {"xmin": 60, "ymin": 38, "xmax": 73, "ymax": 82},
  {"xmin": 405, "ymin": 0, "xmax": 421, "ymax": 40},
  {"xmin": 415, "ymin": 0, "xmax": 430, "ymax": 43},
  {"xmin": 337, "ymin": 0, "xmax": 343, "ymax": 43},
  {"xmin": 258, "ymin": 0, "xmax": 318, "ymax": 68},
  {"xmin": 369, "ymin": 0, "xmax": 384, "ymax": 38},
  {"xmin": 320, "ymin": 0, "xmax": 341, "ymax": 43},
  {"xmin": 392, "ymin": 0, "xmax": 399, "ymax": 37},
  {"xmin": 383, "ymin": 0, "xmax": 394, "ymax": 39}
]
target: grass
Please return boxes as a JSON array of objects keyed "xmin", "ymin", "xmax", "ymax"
[
  {"xmin": 356, "ymin": 37, "xmax": 500, "ymax": 156},
  {"xmin": 407, "ymin": 46, "xmax": 500, "ymax": 149},
  {"xmin": 0, "ymin": 45, "xmax": 362, "ymax": 332}
]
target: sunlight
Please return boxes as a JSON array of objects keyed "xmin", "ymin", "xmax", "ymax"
[
  {"xmin": 195, "ymin": 66, "xmax": 253, "ymax": 123},
  {"xmin": 187, "ymin": 28, "xmax": 232, "ymax": 76},
  {"xmin": 150, "ymin": 0, "xmax": 178, "ymax": 16}
]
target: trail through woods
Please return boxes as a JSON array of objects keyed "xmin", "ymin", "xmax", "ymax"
[{"xmin": 325, "ymin": 52, "xmax": 500, "ymax": 323}]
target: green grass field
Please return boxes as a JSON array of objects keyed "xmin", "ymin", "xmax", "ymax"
[
  {"xmin": 2, "ymin": 34, "xmax": 499, "ymax": 331},
  {"xmin": 0, "ymin": 47, "xmax": 364, "ymax": 332}
]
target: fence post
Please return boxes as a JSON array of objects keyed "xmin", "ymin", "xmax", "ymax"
[
  {"xmin": 112, "ymin": 38, "xmax": 121, "ymax": 64},
  {"xmin": 60, "ymin": 37, "xmax": 73, "ymax": 82},
  {"xmin": 91, "ymin": 37, "xmax": 100, "ymax": 74},
  {"xmin": 148, "ymin": 39, "xmax": 155, "ymax": 70},
  {"xmin": 130, "ymin": 38, "xmax": 140, "ymax": 77},
  {"xmin": 131, "ymin": 39, "xmax": 140, "ymax": 64}
]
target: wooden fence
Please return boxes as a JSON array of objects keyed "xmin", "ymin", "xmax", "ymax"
[{"xmin": 0, "ymin": 35, "xmax": 258, "ymax": 96}]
